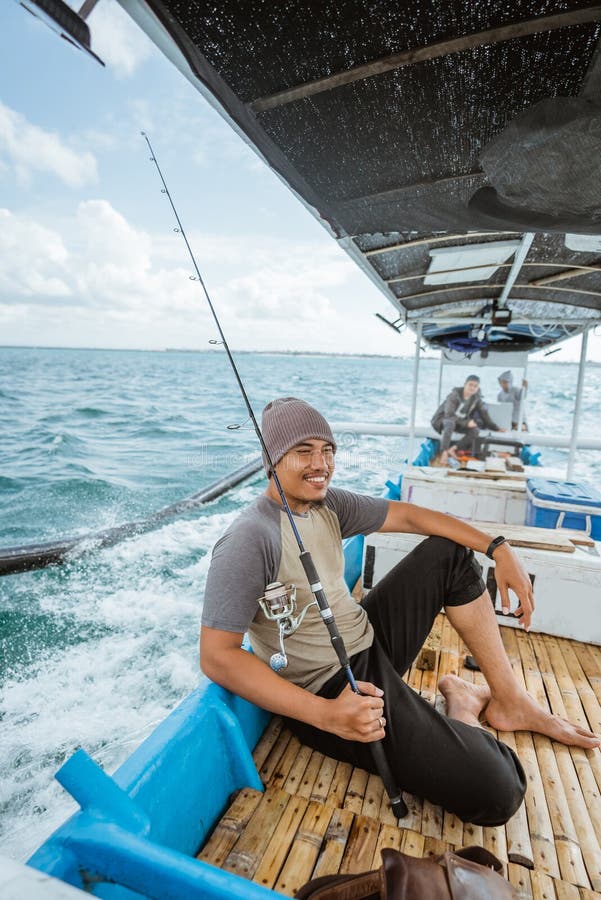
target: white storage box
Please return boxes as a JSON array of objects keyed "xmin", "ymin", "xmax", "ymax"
[
  {"xmin": 401, "ymin": 467, "xmax": 527, "ymax": 525},
  {"xmin": 363, "ymin": 531, "xmax": 601, "ymax": 646}
]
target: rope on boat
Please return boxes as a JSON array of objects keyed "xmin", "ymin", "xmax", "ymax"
[{"xmin": 0, "ymin": 457, "xmax": 263, "ymax": 577}]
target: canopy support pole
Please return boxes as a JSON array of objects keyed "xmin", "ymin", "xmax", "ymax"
[
  {"xmin": 407, "ymin": 322, "xmax": 422, "ymax": 465},
  {"xmin": 437, "ymin": 351, "xmax": 444, "ymax": 404},
  {"xmin": 567, "ymin": 328, "xmax": 589, "ymax": 480},
  {"xmin": 517, "ymin": 356, "xmax": 529, "ymax": 432}
]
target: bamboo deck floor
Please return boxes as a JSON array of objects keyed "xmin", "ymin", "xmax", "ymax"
[{"xmin": 198, "ymin": 616, "xmax": 601, "ymax": 898}]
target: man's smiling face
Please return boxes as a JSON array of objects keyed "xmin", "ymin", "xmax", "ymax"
[{"xmin": 267, "ymin": 438, "xmax": 335, "ymax": 513}]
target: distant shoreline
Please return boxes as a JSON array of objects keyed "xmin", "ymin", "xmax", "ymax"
[
  {"xmin": 0, "ymin": 345, "xmax": 597, "ymax": 364},
  {"xmin": 0, "ymin": 345, "xmax": 405, "ymax": 360}
]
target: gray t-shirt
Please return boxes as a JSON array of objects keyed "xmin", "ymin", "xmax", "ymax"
[{"xmin": 202, "ymin": 488, "xmax": 389, "ymax": 692}]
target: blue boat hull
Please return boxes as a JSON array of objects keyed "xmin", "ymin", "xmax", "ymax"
[{"xmin": 28, "ymin": 682, "xmax": 271, "ymax": 897}]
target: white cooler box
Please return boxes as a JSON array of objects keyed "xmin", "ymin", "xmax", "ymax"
[
  {"xmin": 401, "ymin": 467, "xmax": 527, "ymax": 525},
  {"xmin": 363, "ymin": 532, "xmax": 601, "ymax": 646}
]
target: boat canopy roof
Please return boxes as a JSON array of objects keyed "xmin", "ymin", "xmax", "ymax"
[{"xmin": 118, "ymin": 1, "xmax": 601, "ymax": 349}]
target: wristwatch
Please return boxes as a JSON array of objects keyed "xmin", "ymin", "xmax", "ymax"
[{"xmin": 486, "ymin": 536, "xmax": 507, "ymax": 559}]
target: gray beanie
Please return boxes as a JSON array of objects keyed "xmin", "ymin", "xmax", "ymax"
[{"xmin": 261, "ymin": 397, "xmax": 336, "ymax": 475}]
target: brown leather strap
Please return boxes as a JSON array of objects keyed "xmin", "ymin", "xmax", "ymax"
[
  {"xmin": 452, "ymin": 845, "xmax": 505, "ymax": 873},
  {"xmin": 295, "ymin": 869, "xmax": 380, "ymax": 900}
]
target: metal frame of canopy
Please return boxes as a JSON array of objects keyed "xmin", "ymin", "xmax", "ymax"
[
  {"xmin": 328, "ymin": 420, "xmax": 601, "ymax": 452},
  {"xmin": 372, "ymin": 318, "xmax": 594, "ymax": 481},
  {"xmin": 568, "ymin": 326, "xmax": 590, "ymax": 480},
  {"xmin": 398, "ymin": 225, "xmax": 597, "ymax": 478}
]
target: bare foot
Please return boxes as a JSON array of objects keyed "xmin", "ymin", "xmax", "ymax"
[
  {"xmin": 439, "ymin": 675, "xmax": 491, "ymax": 728},
  {"xmin": 485, "ymin": 693, "xmax": 600, "ymax": 749}
]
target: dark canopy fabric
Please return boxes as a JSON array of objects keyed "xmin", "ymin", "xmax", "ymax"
[{"xmin": 121, "ymin": 0, "xmax": 601, "ymax": 332}]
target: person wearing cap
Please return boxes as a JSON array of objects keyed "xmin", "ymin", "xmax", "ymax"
[
  {"xmin": 498, "ymin": 370, "xmax": 528, "ymax": 430},
  {"xmin": 200, "ymin": 398, "xmax": 598, "ymax": 826},
  {"xmin": 431, "ymin": 374, "xmax": 503, "ymax": 465}
]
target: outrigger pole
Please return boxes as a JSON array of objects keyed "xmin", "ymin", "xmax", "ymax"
[{"xmin": 142, "ymin": 133, "xmax": 408, "ymax": 820}]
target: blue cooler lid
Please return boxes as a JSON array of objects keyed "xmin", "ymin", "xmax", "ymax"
[{"xmin": 526, "ymin": 478, "xmax": 601, "ymax": 507}]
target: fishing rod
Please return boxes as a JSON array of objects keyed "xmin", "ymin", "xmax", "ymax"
[{"xmin": 142, "ymin": 132, "xmax": 408, "ymax": 820}]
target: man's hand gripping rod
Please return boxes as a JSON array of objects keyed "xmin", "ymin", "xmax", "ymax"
[{"xmin": 142, "ymin": 132, "xmax": 408, "ymax": 820}]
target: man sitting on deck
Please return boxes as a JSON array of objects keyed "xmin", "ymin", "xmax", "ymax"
[
  {"xmin": 200, "ymin": 398, "xmax": 599, "ymax": 827},
  {"xmin": 431, "ymin": 374, "xmax": 504, "ymax": 465}
]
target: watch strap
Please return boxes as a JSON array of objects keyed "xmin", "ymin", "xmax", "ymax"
[{"xmin": 486, "ymin": 536, "xmax": 507, "ymax": 559}]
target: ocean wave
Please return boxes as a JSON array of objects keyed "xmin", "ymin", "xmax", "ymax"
[
  {"xmin": 0, "ymin": 517, "xmax": 210, "ymax": 858},
  {"xmin": 75, "ymin": 406, "xmax": 109, "ymax": 418},
  {"xmin": 47, "ymin": 432, "xmax": 88, "ymax": 454},
  {"xmin": 0, "ymin": 476, "xmax": 20, "ymax": 491},
  {"xmin": 128, "ymin": 424, "xmax": 189, "ymax": 439}
]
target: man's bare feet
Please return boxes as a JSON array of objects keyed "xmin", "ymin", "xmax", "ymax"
[
  {"xmin": 439, "ymin": 675, "xmax": 491, "ymax": 728},
  {"xmin": 440, "ymin": 676, "xmax": 600, "ymax": 749},
  {"xmin": 485, "ymin": 692, "xmax": 600, "ymax": 749}
]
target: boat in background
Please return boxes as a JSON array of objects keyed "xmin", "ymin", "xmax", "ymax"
[{"xmin": 6, "ymin": 1, "xmax": 601, "ymax": 897}]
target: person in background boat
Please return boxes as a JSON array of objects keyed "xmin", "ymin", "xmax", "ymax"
[
  {"xmin": 200, "ymin": 398, "xmax": 599, "ymax": 828},
  {"xmin": 430, "ymin": 374, "xmax": 504, "ymax": 466},
  {"xmin": 498, "ymin": 370, "xmax": 528, "ymax": 431}
]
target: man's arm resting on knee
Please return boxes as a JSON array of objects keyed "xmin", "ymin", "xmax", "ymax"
[
  {"xmin": 378, "ymin": 502, "xmax": 534, "ymax": 628},
  {"xmin": 200, "ymin": 626, "xmax": 386, "ymax": 742}
]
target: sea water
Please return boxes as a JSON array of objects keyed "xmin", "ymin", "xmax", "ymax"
[{"xmin": 1, "ymin": 346, "xmax": 600, "ymax": 860}]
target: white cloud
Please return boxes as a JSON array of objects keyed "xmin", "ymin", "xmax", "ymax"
[
  {"xmin": 68, "ymin": 200, "xmax": 203, "ymax": 314},
  {"xmin": 219, "ymin": 247, "xmax": 346, "ymax": 321},
  {"xmin": 76, "ymin": 200, "xmax": 151, "ymax": 268},
  {"xmin": 149, "ymin": 229, "xmax": 353, "ymax": 321},
  {"xmin": 0, "ymin": 201, "xmax": 207, "ymax": 320},
  {"xmin": 88, "ymin": 0, "xmax": 154, "ymax": 78},
  {"xmin": 0, "ymin": 201, "xmax": 372, "ymax": 347},
  {"xmin": 0, "ymin": 209, "xmax": 71, "ymax": 299},
  {"xmin": 0, "ymin": 102, "xmax": 97, "ymax": 188}
]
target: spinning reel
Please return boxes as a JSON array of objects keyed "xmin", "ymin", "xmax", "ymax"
[{"xmin": 258, "ymin": 582, "xmax": 317, "ymax": 672}]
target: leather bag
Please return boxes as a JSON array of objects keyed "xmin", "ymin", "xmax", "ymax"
[{"xmin": 296, "ymin": 845, "xmax": 517, "ymax": 900}]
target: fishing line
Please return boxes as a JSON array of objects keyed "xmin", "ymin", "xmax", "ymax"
[{"xmin": 142, "ymin": 132, "xmax": 407, "ymax": 819}]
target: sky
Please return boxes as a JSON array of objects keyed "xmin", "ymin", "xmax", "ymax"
[{"xmin": 1, "ymin": 1, "xmax": 600, "ymax": 361}]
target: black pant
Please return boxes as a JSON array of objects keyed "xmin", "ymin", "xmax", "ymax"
[{"xmin": 287, "ymin": 537, "xmax": 526, "ymax": 826}]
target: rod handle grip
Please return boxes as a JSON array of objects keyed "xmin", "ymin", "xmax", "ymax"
[{"xmin": 299, "ymin": 550, "xmax": 319, "ymax": 585}]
